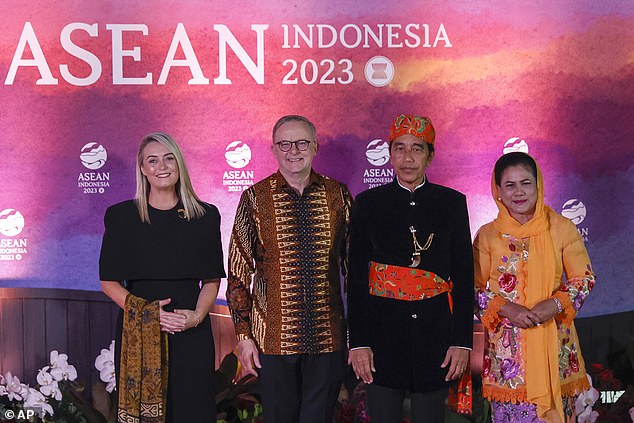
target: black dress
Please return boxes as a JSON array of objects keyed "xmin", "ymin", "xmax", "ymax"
[{"xmin": 99, "ymin": 200, "xmax": 226, "ymax": 422}]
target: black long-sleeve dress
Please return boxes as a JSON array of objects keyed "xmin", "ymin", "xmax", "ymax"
[{"xmin": 99, "ymin": 200, "xmax": 226, "ymax": 422}]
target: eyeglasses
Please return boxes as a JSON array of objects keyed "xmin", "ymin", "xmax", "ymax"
[{"xmin": 274, "ymin": 139, "xmax": 312, "ymax": 152}]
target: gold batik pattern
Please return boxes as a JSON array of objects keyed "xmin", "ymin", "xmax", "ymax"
[
  {"xmin": 118, "ymin": 294, "xmax": 168, "ymax": 423},
  {"xmin": 227, "ymin": 171, "xmax": 351, "ymax": 355}
]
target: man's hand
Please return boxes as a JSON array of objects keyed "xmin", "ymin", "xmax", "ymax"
[
  {"xmin": 237, "ymin": 339, "xmax": 261, "ymax": 377},
  {"xmin": 441, "ymin": 347, "xmax": 470, "ymax": 381},
  {"xmin": 348, "ymin": 347, "xmax": 375, "ymax": 384}
]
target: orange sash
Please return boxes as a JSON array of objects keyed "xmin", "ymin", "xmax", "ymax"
[{"xmin": 368, "ymin": 261, "xmax": 453, "ymax": 309}]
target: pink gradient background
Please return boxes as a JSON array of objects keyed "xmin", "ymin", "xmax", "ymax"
[{"xmin": 0, "ymin": 0, "xmax": 632, "ymax": 316}]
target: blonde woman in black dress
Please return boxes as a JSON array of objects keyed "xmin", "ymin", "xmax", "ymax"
[{"xmin": 100, "ymin": 132, "xmax": 225, "ymax": 422}]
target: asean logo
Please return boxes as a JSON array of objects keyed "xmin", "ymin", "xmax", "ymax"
[
  {"xmin": 561, "ymin": 199, "xmax": 587, "ymax": 225},
  {"xmin": 365, "ymin": 139, "xmax": 390, "ymax": 166},
  {"xmin": 364, "ymin": 56, "xmax": 394, "ymax": 87},
  {"xmin": 80, "ymin": 142, "xmax": 108, "ymax": 170},
  {"xmin": 503, "ymin": 137, "xmax": 529, "ymax": 154},
  {"xmin": 0, "ymin": 209, "xmax": 25, "ymax": 237},
  {"xmin": 225, "ymin": 141, "xmax": 252, "ymax": 169}
]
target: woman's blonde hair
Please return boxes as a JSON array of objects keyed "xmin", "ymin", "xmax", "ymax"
[{"xmin": 134, "ymin": 132, "xmax": 206, "ymax": 223}]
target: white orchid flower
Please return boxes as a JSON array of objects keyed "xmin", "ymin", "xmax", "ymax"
[
  {"xmin": 36, "ymin": 366, "xmax": 62, "ymax": 400},
  {"xmin": 2, "ymin": 372, "xmax": 29, "ymax": 401},
  {"xmin": 49, "ymin": 350, "xmax": 70, "ymax": 367},
  {"xmin": 24, "ymin": 387, "xmax": 54, "ymax": 417},
  {"xmin": 575, "ymin": 374, "xmax": 600, "ymax": 415},
  {"xmin": 36, "ymin": 366, "xmax": 53, "ymax": 386},
  {"xmin": 39, "ymin": 381, "xmax": 62, "ymax": 401},
  {"xmin": 575, "ymin": 388, "xmax": 600, "ymax": 414},
  {"xmin": 50, "ymin": 363, "xmax": 78, "ymax": 382},
  {"xmin": 105, "ymin": 378, "xmax": 116, "ymax": 393},
  {"xmin": 577, "ymin": 405, "xmax": 599, "ymax": 423},
  {"xmin": 48, "ymin": 351, "xmax": 78, "ymax": 381},
  {"xmin": 95, "ymin": 340, "xmax": 116, "ymax": 392},
  {"xmin": 0, "ymin": 374, "xmax": 7, "ymax": 396}
]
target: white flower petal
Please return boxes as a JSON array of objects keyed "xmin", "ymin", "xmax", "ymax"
[
  {"xmin": 587, "ymin": 387, "xmax": 600, "ymax": 404},
  {"xmin": 106, "ymin": 379, "xmax": 117, "ymax": 393},
  {"xmin": 95, "ymin": 355, "xmax": 110, "ymax": 370},
  {"xmin": 36, "ymin": 367, "xmax": 53, "ymax": 386},
  {"xmin": 575, "ymin": 394, "xmax": 587, "ymax": 415},
  {"xmin": 66, "ymin": 365, "xmax": 78, "ymax": 381}
]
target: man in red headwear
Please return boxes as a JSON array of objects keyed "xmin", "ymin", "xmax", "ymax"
[{"xmin": 347, "ymin": 114, "xmax": 474, "ymax": 422}]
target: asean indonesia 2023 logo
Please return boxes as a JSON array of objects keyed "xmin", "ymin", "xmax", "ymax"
[
  {"xmin": 0, "ymin": 208, "xmax": 28, "ymax": 261},
  {"xmin": 222, "ymin": 141, "xmax": 254, "ymax": 193},
  {"xmin": 361, "ymin": 138, "xmax": 393, "ymax": 189},
  {"xmin": 561, "ymin": 198, "xmax": 589, "ymax": 241},
  {"xmin": 78, "ymin": 142, "xmax": 110, "ymax": 194}
]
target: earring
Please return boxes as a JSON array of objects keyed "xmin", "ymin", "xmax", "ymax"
[{"xmin": 497, "ymin": 197, "xmax": 502, "ymax": 201}]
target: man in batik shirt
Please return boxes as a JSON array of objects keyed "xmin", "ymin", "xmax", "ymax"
[{"xmin": 227, "ymin": 115, "xmax": 352, "ymax": 423}]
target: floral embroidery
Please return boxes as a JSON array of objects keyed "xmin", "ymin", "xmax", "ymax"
[
  {"xmin": 479, "ymin": 235, "xmax": 529, "ymax": 389},
  {"xmin": 483, "ymin": 355, "xmax": 491, "ymax": 377},
  {"xmin": 500, "ymin": 323, "xmax": 516, "ymax": 354},
  {"xmin": 501, "ymin": 358, "xmax": 520, "ymax": 380},
  {"xmin": 498, "ymin": 273, "xmax": 517, "ymax": 292},
  {"xmin": 476, "ymin": 229, "xmax": 594, "ymax": 403},
  {"xmin": 491, "ymin": 402, "xmax": 547, "ymax": 423},
  {"xmin": 368, "ymin": 261, "xmax": 452, "ymax": 302},
  {"xmin": 573, "ymin": 292, "xmax": 586, "ymax": 311},
  {"xmin": 557, "ymin": 322, "xmax": 582, "ymax": 378},
  {"xmin": 477, "ymin": 290, "xmax": 489, "ymax": 310},
  {"xmin": 559, "ymin": 271, "xmax": 595, "ymax": 311},
  {"xmin": 569, "ymin": 351, "xmax": 579, "ymax": 373}
]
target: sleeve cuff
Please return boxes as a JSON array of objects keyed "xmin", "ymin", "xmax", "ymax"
[
  {"xmin": 553, "ymin": 291, "xmax": 576, "ymax": 326},
  {"xmin": 481, "ymin": 296, "xmax": 506, "ymax": 332}
]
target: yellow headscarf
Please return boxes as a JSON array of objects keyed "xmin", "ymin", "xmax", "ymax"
[{"xmin": 491, "ymin": 157, "xmax": 563, "ymax": 423}]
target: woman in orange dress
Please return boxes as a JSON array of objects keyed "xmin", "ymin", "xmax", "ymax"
[{"xmin": 474, "ymin": 152, "xmax": 596, "ymax": 423}]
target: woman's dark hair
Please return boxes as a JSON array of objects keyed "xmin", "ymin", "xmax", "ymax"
[{"xmin": 494, "ymin": 152, "xmax": 537, "ymax": 186}]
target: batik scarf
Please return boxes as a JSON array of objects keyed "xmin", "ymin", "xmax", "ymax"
[{"xmin": 118, "ymin": 294, "xmax": 168, "ymax": 423}]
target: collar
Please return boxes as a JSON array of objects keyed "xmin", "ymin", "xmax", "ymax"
[
  {"xmin": 396, "ymin": 175, "xmax": 427, "ymax": 193},
  {"xmin": 275, "ymin": 169, "xmax": 323, "ymax": 192}
]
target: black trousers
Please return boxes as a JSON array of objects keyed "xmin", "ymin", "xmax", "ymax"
[
  {"xmin": 259, "ymin": 351, "xmax": 345, "ymax": 423},
  {"xmin": 366, "ymin": 383, "xmax": 448, "ymax": 423}
]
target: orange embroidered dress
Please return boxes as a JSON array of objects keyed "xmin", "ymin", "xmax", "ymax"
[{"xmin": 473, "ymin": 168, "xmax": 596, "ymax": 423}]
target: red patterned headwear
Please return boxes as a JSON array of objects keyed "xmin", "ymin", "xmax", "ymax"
[{"xmin": 388, "ymin": 114, "xmax": 435, "ymax": 145}]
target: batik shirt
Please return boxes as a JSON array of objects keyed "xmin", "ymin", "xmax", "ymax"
[{"xmin": 227, "ymin": 171, "xmax": 351, "ymax": 355}]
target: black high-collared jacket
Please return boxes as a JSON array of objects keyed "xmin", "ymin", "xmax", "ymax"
[{"xmin": 347, "ymin": 179, "xmax": 474, "ymax": 392}]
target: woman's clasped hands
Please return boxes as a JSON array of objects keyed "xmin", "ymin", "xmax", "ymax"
[
  {"xmin": 500, "ymin": 298, "xmax": 559, "ymax": 329},
  {"xmin": 158, "ymin": 298, "xmax": 200, "ymax": 334}
]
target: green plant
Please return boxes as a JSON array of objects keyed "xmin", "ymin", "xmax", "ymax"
[{"xmin": 214, "ymin": 351, "xmax": 262, "ymax": 423}]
